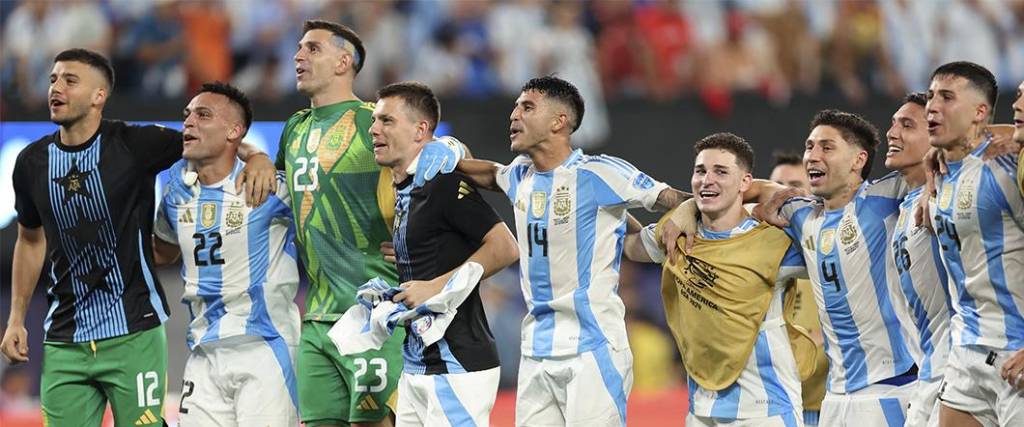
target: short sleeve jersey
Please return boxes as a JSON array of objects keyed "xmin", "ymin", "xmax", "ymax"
[
  {"xmin": 12, "ymin": 119, "xmax": 181, "ymax": 342},
  {"xmin": 495, "ymin": 149, "xmax": 669, "ymax": 357},
  {"xmin": 392, "ymin": 171, "xmax": 502, "ymax": 374}
]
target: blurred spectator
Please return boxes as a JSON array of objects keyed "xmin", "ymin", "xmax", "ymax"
[
  {"xmin": 480, "ymin": 267, "xmax": 527, "ymax": 389},
  {"xmin": 349, "ymin": 0, "xmax": 408, "ymax": 99},
  {"xmin": 410, "ymin": 22, "xmax": 470, "ymax": 95},
  {"xmin": 119, "ymin": 0, "xmax": 186, "ymax": 97},
  {"xmin": 180, "ymin": 1, "xmax": 231, "ymax": 95},
  {"xmin": 878, "ymin": 0, "xmax": 940, "ymax": 94},
  {"xmin": 745, "ymin": 0, "xmax": 821, "ymax": 95},
  {"xmin": 595, "ymin": 0, "xmax": 644, "ymax": 98},
  {"xmin": 633, "ymin": 0, "xmax": 694, "ymax": 101},
  {"xmin": 446, "ymin": 1, "xmax": 499, "ymax": 97},
  {"xmin": 0, "ymin": 367, "xmax": 37, "ymax": 412},
  {"xmin": 488, "ymin": 0, "xmax": 546, "ymax": 95},
  {"xmin": 830, "ymin": 1, "xmax": 884, "ymax": 104},
  {"xmin": 697, "ymin": 8, "xmax": 790, "ymax": 116},
  {"xmin": 934, "ymin": 0, "xmax": 1006, "ymax": 85},
  {"xmin": 620, "ymin": 261, "xmax": 682, "ymax": 393},
  {"xmin": 3, "ymin": 1, "xmax": 59, "ymax": 107},
  {"xmin": 532, "ymin": 0, "xmax": 610, "ymax": 148},
  {"xmin": 1007, "ymin": 1, "xmax": 1024, "ymax": 85}
]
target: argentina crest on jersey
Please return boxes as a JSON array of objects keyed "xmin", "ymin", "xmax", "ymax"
[{"xmin": 552, "ymin": 185, "xmax": 572, "ymax": 225}]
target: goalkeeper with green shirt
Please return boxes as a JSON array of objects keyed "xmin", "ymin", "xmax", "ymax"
[{"xmin": 278, "ymin": 20, "xmax": 464, "ymax": 427}]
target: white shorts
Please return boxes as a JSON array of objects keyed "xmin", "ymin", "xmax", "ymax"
[
  {"xmin": 178, "ymin": 336, "xmax": 298, "ymax": 427},
  {"xmin": 685, "ymin": 410, "xmax": 802, "ymax": 427},
  {"xmin": 819, "ymin": 380, "xmax": 916, "ymax": 427},
  {"xmin": 394, "ymin": 367, "xmax": 500, "ymax": 427},
  {"xmin": 905, "ymin": 376, "xmax": 941, "ymax": 427},
  {"xmin": 515, "ymin": 344, "xmax": 633, "ymax": 427},
  {"xmin": 938, "ymin": 345, "xmax": 1024, "ymax": 427}
]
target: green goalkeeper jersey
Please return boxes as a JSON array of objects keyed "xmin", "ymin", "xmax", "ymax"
[{"xmin": 276, "ymin": 100, "xmax": 398, "ymax": 321}]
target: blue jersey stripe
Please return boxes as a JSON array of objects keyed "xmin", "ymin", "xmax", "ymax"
[
  {"xmin": 265, "ymin": 336, "xmax": 299, "ymax": 408},
  {"xmin": 574, "ymin": 174, "xmax": 608, "ymax": 352},
  {"xmin": 245, "ymin": 195, "xmax": 282, "ymax": 338},
  {"xmin": 137, "ymin": 230, "xmax": 169, "ymax": 322},
  {"xmin": 979, "ymin": 169, "xmax": 1024, "ymax": 348},
  {"xmin": 880, "ymin": 397, "xmax": 907, "ymax": 427},
  {"xmin": 708, "ymin": 377, "xmax": 741, "ymax": 417},
  {"xmin": 754, "ymin": 333, "xmax": 793, "ymax": 416},
  {"xmin": 860, "ymin": 196, "xmax": 914, "ymax": 377},
  {"xmin": 437, "ymin": 338, "xmax": 467, "ymax": 374},
  {"xmin": 528, "ymin": 173, "xmax": 555, "ymax": 356},
  {"xmin": 434, "ymin": 375, "xmax": 476, "ymax": 427},
  {"xmin": 817, "ymin": 211, "xmax": 870, "ymax": 391},
  {"xmin": 592, "ymin": 344, "xmax": 628, "ymax": 425},
  {"xmin": 935, "ymin": 174, "xmax": 980, "ymax": 345},
  {"xmin": 197, "ymin": 187, "xmax": 226, "ymax": 343}
]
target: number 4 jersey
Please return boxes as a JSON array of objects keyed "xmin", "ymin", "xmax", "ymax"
[
  {"xmin": 155, "ymin": 159, "xmax": 300, "ymax": 349},
  {"xmin": 778, "ymin": 171, "xmax": 915, "ymax": 394}
]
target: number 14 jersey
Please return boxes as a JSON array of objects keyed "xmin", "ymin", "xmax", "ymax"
[{"xmin": 496, "ymin": 150, "xmax": 668, "ymax": 358}]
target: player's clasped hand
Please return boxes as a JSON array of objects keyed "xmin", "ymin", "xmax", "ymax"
[
  {"xmin": 1000, "ymin": 349, "xmax": 1024, "ymax": 389},
  {"xmin": 1, "ymin": 324, "xmax": 30, "ymax": 364},
  {"xmin": 413, "ymin": 136, "xmax": 464, "ymax": 188},
  {"xmin": 392, "ymin": 278, "xmax": 445, "ymax": 308},
  {"xmin": 381, "ymin": 241, "xmax": 397, "ymax": 264},
  {"xmin": 235, "ymin": 153, "xmax": 277, "ymax": 207}
]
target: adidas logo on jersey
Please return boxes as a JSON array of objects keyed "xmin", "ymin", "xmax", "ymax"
[
  {"xmin": 457, "ymin": 180, "xmax": 474, "ymax": 199},
  {"xmin": 357, "ymin": 395, "xmax": 380, "ymax": 411},
  {"xmin": 134, "ymin": 408, "xmax": 160, "ymax": 425},
  {"xmin": 179, "ymin": 208, "xmax": 195, "ymax": 224}
]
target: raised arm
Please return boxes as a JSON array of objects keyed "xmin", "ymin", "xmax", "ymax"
[
  {"xmin": 653, "ymin": 187, "xmax": 692, "ymax": 212},
  {"xmin": 1, "ymin": 225, "xmax": 46, "ymax": 364},
  {"xmin": 456, "ymin": 158, "xmax": 504, "ymax": 192}
]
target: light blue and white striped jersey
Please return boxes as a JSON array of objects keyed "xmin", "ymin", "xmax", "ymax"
[
  {"xmin": 891, "ymin": 186, "xmax": 952, "ymax": 381},
  {"xmin": 496, "ymin": 149, "xmax": 668, "ymax": 357},
  {"xmin": 682, "ymin": 218, "xmax": 808, "ymax": 419},
  {"xmin": 155, "ymin": 159, "xmax": 301, "ymax": 350},
  {"xmin": 779, "ymin": 171, "xmax": 915, "ymax": 394},
  {"xmin": 931, "ymin": 140, "xmax": 1024, "ymax": 351}
]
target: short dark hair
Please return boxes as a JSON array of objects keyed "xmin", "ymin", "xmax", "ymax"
[
  {"xmin": 303, "ymin": 19, "xmax": 366, "ymax": 74},
  {"xmin": 377, "ymin": 81, "xmax": 441, "ymax": 131},
  {"xmin": 199, "ymin": 81, "xmax": 253, "ymax": 135},
  {"xmin": 810, "ymin": 109, "xmax": 880, "ymax": 180},
  {"xmin": 521, "ymin": 76, "xmax": 585, "ymax": 132},
  {"xmin": 903, "ymin": 91, "xmax": 927, "ymax": 108},
  {"xmin": 772, "ymin": 150, "xmax": 803, "ymax": 168},
  {"xmin": 694, "ymin": 132, "xmax": 755, "ymax": 172},
  {"xmin": 931, "ymin": 61, "xmax": 998, "ymax": 120},
  {"xmin": 54, "ymin": 48, "xmax": 115, "ymax": 89}
]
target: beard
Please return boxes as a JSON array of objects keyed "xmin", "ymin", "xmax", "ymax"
[{"xmin": 51, "ymin": 105, "xmax": 88, "ymax": 128}]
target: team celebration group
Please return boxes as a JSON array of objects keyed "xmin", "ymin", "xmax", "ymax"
[{"xmin": 2, "ymin": 16, "xmax": 1024, "ymax": 427}]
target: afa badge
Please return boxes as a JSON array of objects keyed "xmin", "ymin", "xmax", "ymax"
[
  {"xmin": 819, "ymin": 228, "xmax": 836, "ymax": 254},
  {"xmin": 201, "ymin": 203, "xmax": 218, "ymax": 228},
  {"xmin": 956, "ymin": 189, "xmax": 973, "ymax": 210},
  {"xmin": 553, "ymin": 186, "xmax": 572, "ymax": 217},
  {"xmin": 531, "ymin": 191, "xmax": 547, "ymax": 219},
  {"xmin": 939, "ymin": 184, "xmax": 954, "ymax": 210},
  {"xmin": 839, "ymin": 219, "xmax": 858, "ymax": 246}
]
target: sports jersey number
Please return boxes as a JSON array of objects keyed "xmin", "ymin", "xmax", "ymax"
[
  {"xmin": 528, "ymin": 223, "xmax": 548, "ymax": 257},
  {"xmin": 293, "ymin": 156, "xmax": 320, "ymax": 192},
  {"xmin": 821, "ymin": 261, "xmax": 841, "ymax": 292},
  {"xmin": 893, "ymin": 235, "xmax": 911, "ymax": 274},
  {"xmin": 936, "ymin": 217, "xmax": 962, "ymax": 252},
  {"xmin": 178, "ymin": 380, "xmax": 195, "ymax": 414},
  {"xmin": 136, "ymin": 371, "xmax": 161, "ymax": 407},
  {"xmin": 192, "ymin": 232, "xmax": 225, "ymax": 266},
  {"xmin": 354, "ymin": 357, "xmax": 388, "ymax": 393}
]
